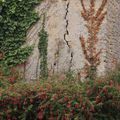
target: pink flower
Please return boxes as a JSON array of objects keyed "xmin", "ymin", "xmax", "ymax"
[
  {"xmin": 67, "ymin": 102, "xmax": 71, "ymax": 108},
  {"xmin": 75, "ymin": 103, "xmax": 79, "ymax": 108},
  {"xmin": 37, "ymin": 112, "xmax": 44, "ymax": 120}
]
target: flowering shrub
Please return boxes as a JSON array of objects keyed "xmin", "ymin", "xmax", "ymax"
[{"xmin": 0, "ymin": 77, "xmax": 120, "ymax": 120}]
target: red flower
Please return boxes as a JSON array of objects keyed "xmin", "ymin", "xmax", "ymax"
[
  {"xmin": 39, "ymin": 92, "xmax": 47, "ymax": 100},
  {"xmin": 86, "ymin": 89, "xmax": 91, "ymax": 96},
  {"xmin": 109, "ymin": 80, "xmax": 114, "ymax": 86},
  {"xmin": 81, "ymin": 104, "xmax": 86, "ymax": 111},
  {"xmin": 30, "ymin": 98, "xmax": 33, "ymax": 103},
  {"xmin": 95, "ymin": 96, "xmax": 101, "ymax": 104},
  {"xmin": 64, "ymin": 96, "xmax": 69, "ymax": 102},
  {"xmin": 75, "ymin": 103, "xmax": 79, "ymax": 108},
  {"xmin": 0, "ymin": 52, "xmax": 4, "ymax": 60},
  {"xmin": 70, "ymin": 110, "xmax": 74, "ymax": 117},
  {"xmin": 8, "ymin": 76, "xmax": 16, "ymax": 84},
  {"xmin": 7, "ymin": 115, "xmax": 11, "ymax": 120},
  {"xmin": 89, "ymin": 105, "xmax": 95, "ymax": 112},
  {"xmin": 102, "ymin": 86, "xmax": 108, "ymax": 94},
  {"xmin": 51, "ymin": 94, "xmax": 57, "ymax": 100},
  {"xmin": 67, "ymin": 102, "xmax": 71, "ymax": 108},
  {"xmin": 37, "ymin": 112, "xmax": 44, "ymax": 120},
  {"xmin": 13, "ymin": 98, "xmax": 20, "ymax": 105}
]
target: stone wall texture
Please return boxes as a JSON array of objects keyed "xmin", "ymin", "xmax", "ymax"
[{"xmin": 23, "ymin": 0, "xmax": 120, "ymax": 80}]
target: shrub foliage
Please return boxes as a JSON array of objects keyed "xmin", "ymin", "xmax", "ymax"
[{"xmin": 0, "ymin": 77, "xmax": 120, "ymax": 120}]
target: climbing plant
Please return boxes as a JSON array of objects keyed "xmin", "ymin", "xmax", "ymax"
[
  {"xmin": 0, "ymin": 0, "xmax": 43, "ymax": 68},
  {"xmin": 38, "ymin": 14, "xmax": 48, "ymax": 78},
  {"xmin": 80, "ymin": 0, "xmax": 107, "ymax": 80}
]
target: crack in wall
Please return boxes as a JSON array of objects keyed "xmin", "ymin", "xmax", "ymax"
[
  {"xmin": 64, "ymin": 1, "xmax": 70, "ymax": 48},
  {"xmin": 64, "ymin": 1, "xmax": 74, "ymax": 70},
  {"xmin": 69, "ymin": 51, "xmax": 74, "ymax": 70}
]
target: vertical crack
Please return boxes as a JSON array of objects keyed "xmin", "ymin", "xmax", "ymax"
[
  {"xmin": 64, "ymin": 1, "xmax": 70, "ymax": 48},
  {"xmin": 64, "ymin": 1, "xmax": 74, "ymax": 70},
  {"xmin": 69, "ymin": 51, "xmax": 74, "ymax": 70}
]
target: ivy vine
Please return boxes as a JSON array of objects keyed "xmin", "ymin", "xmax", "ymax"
[
  {"xmin": 0, "ymin": 0, "xmax": 43, "ymax": 67},
  {"xmin": 38, "ymin": 14, "xmax": 48, "ymax": 78}
]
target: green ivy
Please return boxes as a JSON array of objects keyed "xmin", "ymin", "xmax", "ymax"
[
  {"xmin": 0, "ymin": 0, "xmax": 43, "ymax": 67},
  {"xmin": 38, "ymin": 15, "xmax": 48, "ymax": 78}
]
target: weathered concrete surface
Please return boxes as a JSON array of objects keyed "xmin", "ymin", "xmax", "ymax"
[
  {"xmin": 105, "ymin": 0, "xmax": 120, "ymax": 71},
  {"xmin": 24, "ymin": 0, "xmax": 120, "ymax": 80},
  {"xmin": 24, "ymin": 1, "xmax": 51, "ymax": 80}
]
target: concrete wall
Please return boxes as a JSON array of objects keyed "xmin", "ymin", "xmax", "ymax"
[
  {"xmin": 105, "ymin": 0, "xmax": 120, "ymax": 71},
  {"xmin": 23, "ymin": 0, "xmax": 120, "ymax": 80}
]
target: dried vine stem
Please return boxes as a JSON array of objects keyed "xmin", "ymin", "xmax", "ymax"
[{"xmin": 80, "ymin": 0, "xmax": 107, "ymax": 80}]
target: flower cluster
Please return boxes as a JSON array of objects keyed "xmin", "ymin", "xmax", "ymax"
[{"xmin": 0, "ymin": 78, "xmax": 120, "ymax": 120}]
